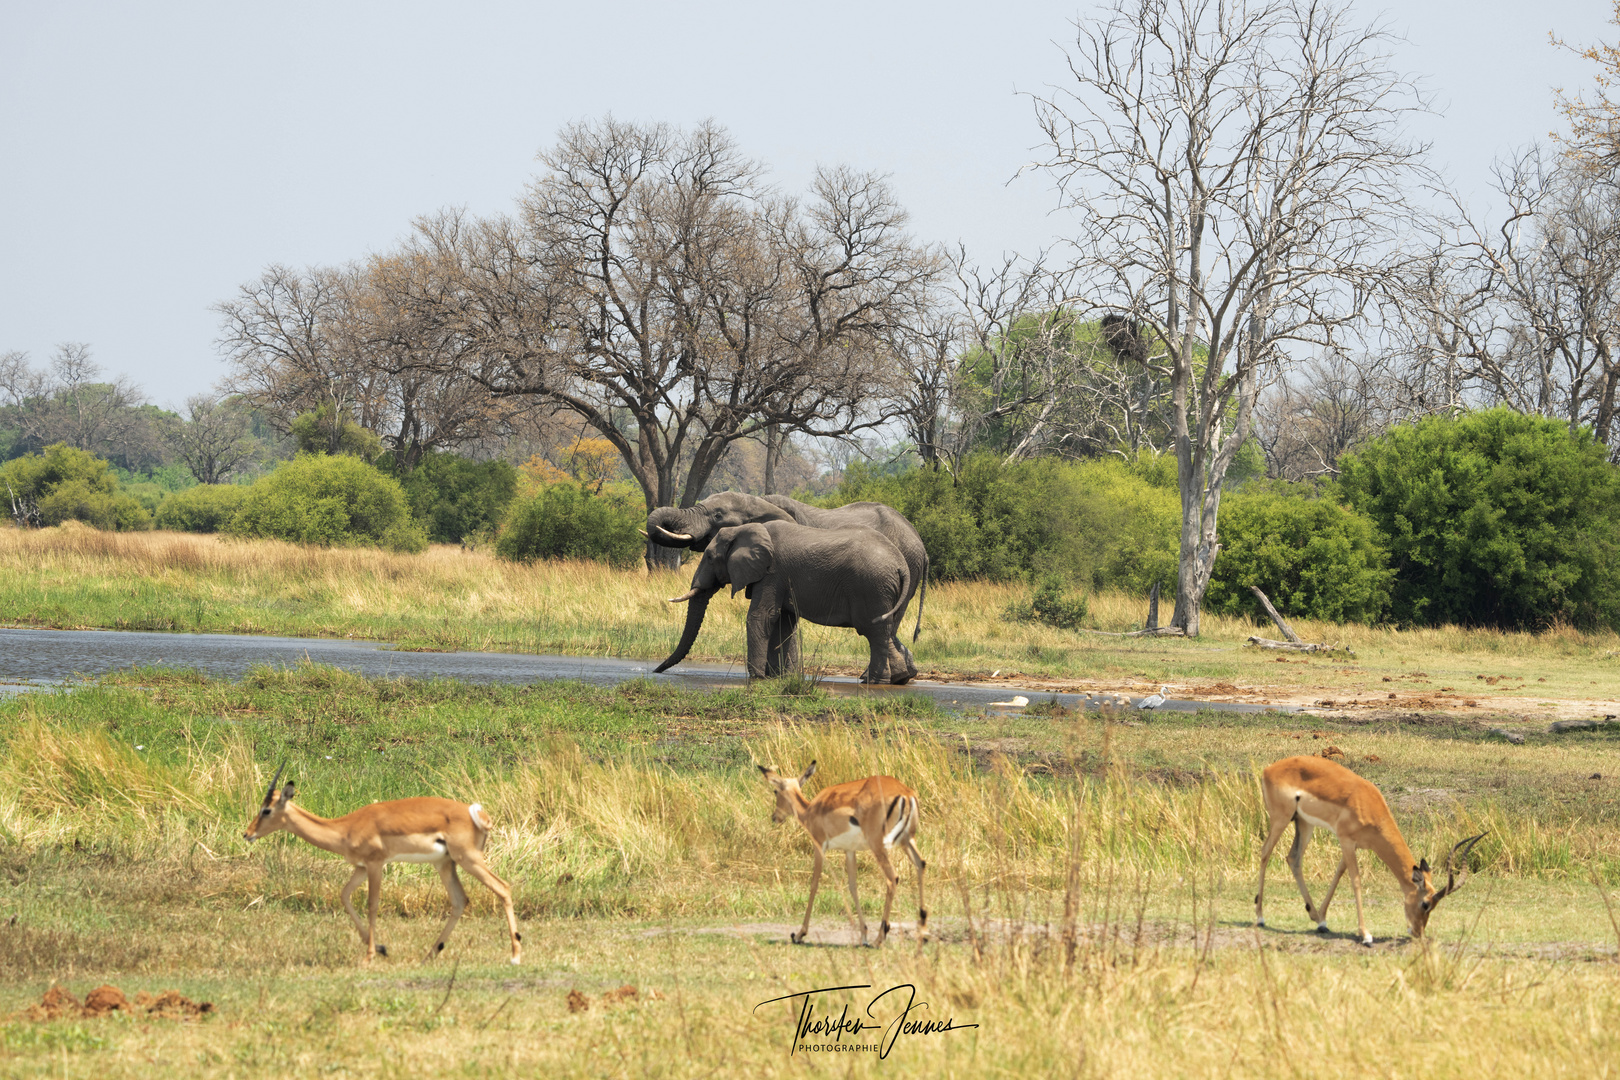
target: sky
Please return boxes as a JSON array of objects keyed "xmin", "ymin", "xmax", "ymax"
[{"xmin": 1, "ymin": 0, "xmax": 1614, "ymax": 409}]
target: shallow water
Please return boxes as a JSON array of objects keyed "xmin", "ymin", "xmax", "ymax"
[{"xmin": 0, "ymin": 626, "xmax": 1287, "ymax": 713}]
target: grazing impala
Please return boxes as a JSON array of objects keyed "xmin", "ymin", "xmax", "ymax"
[
  {"xmin": 1256, "ymin": 755, "xmax": 1486, "ymax": 945},
  {"xmin": 243, "ymin": 764, "xmax": 522, "ymax": 964},
  {"xmin": 759, "ymin": 762, "xmax": 926, "ymax": 947}
]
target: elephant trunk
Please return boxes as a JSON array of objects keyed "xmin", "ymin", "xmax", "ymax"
[
  {"xmin": 654, "ymin": 589, "xmax": 715, "ymax": 672},
  {"xmin": 646, "ymin": 506, "xmax": 708, "ymax": 550}
]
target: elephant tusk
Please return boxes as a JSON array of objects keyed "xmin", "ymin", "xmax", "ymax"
[
  {"xmin": 638, "ymin": 529, "xmax": 648, "ymax": 538},
  {"xmin": 661, "ymin": 531, "xmax": 694, "ymax": 542},
  {"xmin": 667, "ymin": 588, "xmax": 699, "ymax": 603}
]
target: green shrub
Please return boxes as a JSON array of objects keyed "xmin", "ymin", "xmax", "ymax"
[
  {"xmin": 832, "ymin": 454, "xmax": 1178, "ymax": 590},
  {"xmin": 154, "ymin": 484, "xmax": 250, "ymax": 533},
  {"xmin": 1206, "ymin": 487, "xmax": 1392, "ymax": 623},
  {"xmin": 0, "ymin": 443, "xmax": 150, "ymax": 531},
  {"xmin": 1005, "ymin": 573, "xmax": 1091, "ymax": 630},
  {"xmin": 1338, "ymin": 407, "xmax": 1620, "ymax": 629},
  {"xmin": 496, "ymin": 483, "xmax": 644, "ymax": 568},
  {"xmin": 389, "ymin": 452, "xmax": 517, "ymax": 544},
  {"xmin": 226, "ymin": 454, "xmax": 426, "ymax": 552}
]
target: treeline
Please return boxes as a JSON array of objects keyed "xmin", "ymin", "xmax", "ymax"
[{"xmin": 834, "ymin": 408, "xmax": 1620, "ymax": 631}]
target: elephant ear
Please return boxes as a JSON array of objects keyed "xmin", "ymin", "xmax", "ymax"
[{"xmin": 725, "ymin": 523, "xmax": 774, "ymax": 597}]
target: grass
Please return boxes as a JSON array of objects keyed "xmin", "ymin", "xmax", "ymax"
[
  {"xmin": 5, "ymin": 525, "xmax": 1620, "ymax": 704},
  {"xmin": 2, "ymin": 668, "xmax": 1620, "ymax": 1075}
]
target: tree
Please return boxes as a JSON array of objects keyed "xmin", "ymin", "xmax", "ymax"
[
  {"xmin": 1338, "ymin": 408, "xmax": 1620, "ymax": 629},
  {"xmin": 1030, "ymin": 0, "xmax": 1427, "ymax": 634},
  {"xmin": 165, "ymin": 393, "xmax": 259, "ymax": 484},
  {"xmin": 397, "ymin": 120, "xmax": 933, "ymax": 564},
  {"xmin": 1553, "ymin": 1, "xmax": 1620, "ymax": 171},
  {"xmin": 1398, "ymin": 150, "xmax": 1620, "ymax": 451},
  {"xmin": 0, "ymin": 344, "xmax": 160, "ymax": 468}
]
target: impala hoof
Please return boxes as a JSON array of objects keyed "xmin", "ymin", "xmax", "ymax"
[
  {"xmin": 790, "ymin": 931, "xmax": 806, "ymax": 945},
  {"xmin": 374, "ymin": 944, "xmax": 388, "ymax": 957},
  {"xmin": 510, "ymin": 956, "xmax": 522, "ymax": 966},
  {"xmin": 1361, "ymin": 934, "xmax": 1374, "ymax": 947},
  {"xmin": 1316, "ymin": 923, "xmax": 1330, "ymax": 935}
]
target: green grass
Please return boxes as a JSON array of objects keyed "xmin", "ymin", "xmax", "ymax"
[{"xmin": 2, "ymin": 669, "xmax": 1620, "ymax": 1075}]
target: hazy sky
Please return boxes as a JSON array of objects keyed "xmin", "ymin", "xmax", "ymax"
[{"xmin": 1, "ymin": 0, "xmax": 1613, "ymax": 408}]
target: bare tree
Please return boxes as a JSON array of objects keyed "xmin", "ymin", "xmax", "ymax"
[
  {"xmin": 1394, "ymin": 148, "xmax": 1620, "ymax": 448},
  {"xmin": 397, "ymin": 120, "xmax": 933, "ymax": 561},
  {"xmin": 1254, "ymin": 352, "xmax": 1390, "ymax": 479},
  {"xmin": 1030, "ymin": 0, "xmax": 1427, "ymax": 634},
  {"xmin": 0, "ymin": 345, "xmax": 156, "ymax": 466},
  {"xmin": 165, "ymin": 393, "xmax": 258, "ymax": 484}
]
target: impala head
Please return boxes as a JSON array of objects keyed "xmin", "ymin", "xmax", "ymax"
[
  {"xmin": 1406, "ymin": 832, "xmax": 1487, "ymax": 937},
  {"xmin": 243, "ymin": 761, "xmax": 295, "ymax": 842},
  {"xmin": 758, "ymin": 761, "xmax": 816, "ymax": 823}
]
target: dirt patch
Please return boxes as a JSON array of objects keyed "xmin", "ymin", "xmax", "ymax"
[
  {"xmin": 565, "ymin": 984, "xmax": 661, "ymax": 1012},
  {"xmin": 20, "ymin": 984, "xmax": 213, "ymax": 1021}
]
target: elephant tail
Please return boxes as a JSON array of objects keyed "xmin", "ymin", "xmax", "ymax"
[
  {"xmin": 878, "ymin": 562, "xmax": 911, "ymax": 627},
  {"xmin": 911, "ymin": 557, "xmax": 928, "ymax": 643}
]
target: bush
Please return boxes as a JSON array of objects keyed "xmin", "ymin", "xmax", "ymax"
[
  {"xmin": 1005, "ymin": 573, "xmax": 1091, "ymax": 630},
  {"xmin": 389, "ymin": 452, "xmax": 517, "ymax": 544},
  {"xmin": 0, "ymin": 444, "xmax": 150, "ymax": 531},
  {"xmin": 1206, "ymin": 487, "xmax": 1393, "ymax": 623},
  {"xmin": 154, "ymin": 484, "xmax": 250, "ymax": 533},
  {"xmin": 226, "ymin": 454, "xmax": 426, "ymax": 552},
  {"xmin": 832, "ymin": 454, "xmax": 1178, "ymax": 590},
  {"xmin": 496, "ymin": 483, "xmax": 644, "ymax": 568},
  {"xmin": 1338, "ymin": 407, "xmax": 1620, "ymax": 629}
]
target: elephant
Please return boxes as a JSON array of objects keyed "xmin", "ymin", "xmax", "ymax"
[
  {"xmin": 653, "ymin": 521, "xmax": 917, "ymax": 685},
  {"xmin": 645, "ymin": 491, "xmax": 929, "ymax": 649}
]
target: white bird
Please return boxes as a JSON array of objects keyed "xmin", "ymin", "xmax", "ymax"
[
  {"xmin": 989, "ymin": 695, "xmax": 1030, "ymax": 707},
  {"xmin": 1137, "ymin": 686, "xmax": 1171, "ymax": 710}
]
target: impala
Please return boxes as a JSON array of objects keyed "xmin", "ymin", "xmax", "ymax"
[
  {"xmin": 243, "ymin": 764, "xmax": 522, "ymax": 964},
  {"xmin": 1255, "ymin": 755, "xmax": 1486, "ymax": 945},
  {"xmin": 759, "ymin": 762, "xmax": 926, "ymax": 947}
]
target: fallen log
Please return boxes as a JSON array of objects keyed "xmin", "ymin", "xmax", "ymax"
[{"xmin": 1244, "ymin": 636, "xmax": 1348, "ymax": 655}]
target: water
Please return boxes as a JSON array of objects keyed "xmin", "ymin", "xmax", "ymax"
[{"xmin": 0, "ymin": 626, "xmax": 1289, "ymax": 714}]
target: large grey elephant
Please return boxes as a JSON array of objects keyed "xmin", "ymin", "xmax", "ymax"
[
  {"xmin": 645, "ymin": 491, "xmax": 928, "ymax": 645},
  {"xmin": 653, "ymin": 521, "xmax": 916, "ymax": 685}
]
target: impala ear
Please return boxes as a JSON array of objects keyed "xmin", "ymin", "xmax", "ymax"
[
  {"xmin": 280, "ymin": 782, "xmax": 296, "ymax": 804},
  {"xmin": 758, "ymin": 765, "xmax": 778, "ymax": 782},
  {"xmin": 798, "ymin": 761, "xmax": 817, "ymax": 785},
  {"xmin": 1412, "ymin": 863, "xmax": 1424, "ymax": 885},
  {"xmin": 1419, "ymin": 857, "xmax": 1431, "ymax": 873}
]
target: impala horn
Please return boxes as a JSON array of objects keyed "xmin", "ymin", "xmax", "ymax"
[
  {"xmin": 667, "ymin": 587, "xmax": 700, "ymax": 603},
  {"xmin": 1436, "ymin": 831, "xmax": 1488, "ymax": 900},
  {"xmin": 264, "ymin": 759, "xmax": 287, "ymax": 804}
]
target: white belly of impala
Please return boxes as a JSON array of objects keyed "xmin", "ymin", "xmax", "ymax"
[
  {"xmin": 386, "ymin": 838, "xmax": 449, "ymax": 864},
  {"xmin": 1296, "ymin": 806, "xmax": 1339, "ymax": 834},
  {"xmin": 823, "ymin": 826, "xmax": 871, "ymax": 853}
]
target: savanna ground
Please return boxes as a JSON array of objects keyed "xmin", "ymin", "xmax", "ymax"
[{"xmin": 1, "ymin": 526, "xmax": 1620, "ymax": 1077}]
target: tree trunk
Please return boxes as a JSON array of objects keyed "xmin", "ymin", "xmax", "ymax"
[{"xmin": 762, "ymin": 423, "xmax": 779, "ymax": 494}]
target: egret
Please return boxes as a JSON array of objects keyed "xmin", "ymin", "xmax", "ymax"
[{"xmin": 1138, "ymin": 686, "xmax": 1170, "ymax": 710}]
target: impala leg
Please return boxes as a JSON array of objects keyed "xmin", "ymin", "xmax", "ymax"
[
  {"xmin": 339, "ymin": 865, "xmax": 371, "ymax": 945},
  {"xmin": 1342, "ymin": 843, "xmax": 1372, "ymax": 946},
  {"xmin": 792, "ymin": 849, "xmax": 824, "ymax": 945},
  {"xmin": 901, "ymin": 837, "xmax": 927, "ymax": 941},
  {"xmin": 1285, "ymin": 820, "xmax": 1319, "ymax": 924},
  {"xmin": 365, "ymin": 863, "xmax": 386, "ymax": 961},
  {"xmin": 459, "ymin": 854, "xmax": 522, "ymax": 965},
  {"xmin": 1255, "ymin": 812, "xmax": 1292, "ymax": 927},
  {"xmin": 425, "ymin": 861, "xmax": 468, "ymax": 962},
  {"xmin": 843, "ymin": 851, "xmax": 868, "ymax": 944},
  {"xmin": 1315, "ymin": 853, "xmax": 1351, "ymax": 932},
  {"xmin": 871, "ymin": 844, "xmax": 901, "ymax": 947}
]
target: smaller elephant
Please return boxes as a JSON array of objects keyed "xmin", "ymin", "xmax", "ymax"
[{"xmin": 654, "ymin": 521, "xmax": 916, "ymax": 685}]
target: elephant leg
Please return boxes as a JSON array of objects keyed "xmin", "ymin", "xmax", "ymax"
[
  {"xmin": 860, "ymin": 631, "xmax": 889, "ymax": 684},
  {"xmin": 887, "ymin": 633, "xmax": 916, "ymax": 685},
  {"xmin": 745, "ymin": 592, "xmax": 773, "ymax": 678},
  {"xmin": 766, "ymin": 610, "xmax": 800, "ymax": 676}
]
